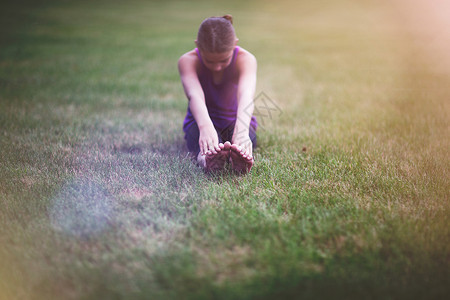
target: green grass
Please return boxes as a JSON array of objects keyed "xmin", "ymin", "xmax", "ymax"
[{"xmin": 1, "ymin": 0, "xmax": 449, "ymax": 299}]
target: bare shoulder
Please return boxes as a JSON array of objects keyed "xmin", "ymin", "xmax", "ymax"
[
  {"xmin": 236, "ymin": 47, "xmax": 257, "ymax": 71},
  {"xmin": 178, "ymin": 49, "xmax": 199, "ymax": 72},
  {"xmin": 237, "ymin": 47, "xmax": 257, "ymax": 63}
]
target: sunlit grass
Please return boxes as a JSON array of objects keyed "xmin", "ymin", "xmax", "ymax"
[{"xmin": 1, "ymin": 0, "xmax": 449, "ymax": 299}]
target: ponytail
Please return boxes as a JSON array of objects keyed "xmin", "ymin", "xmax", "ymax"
[{"xmin": 222, "ymin": 14, "xmax": 233, "ymax": 24}]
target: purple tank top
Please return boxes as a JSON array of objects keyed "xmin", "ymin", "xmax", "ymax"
[{"xmin": 182, "ymin": 46, "xmax": 257, "ymax": 133}]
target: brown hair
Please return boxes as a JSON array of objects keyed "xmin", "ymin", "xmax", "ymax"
[{"xmin": 196, "ymin": 15, "xmax": 236, "ymax": 53}]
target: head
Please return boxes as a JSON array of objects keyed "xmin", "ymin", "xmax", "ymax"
[{"xmin": 195, "ymin": 15, "xmax": 239, "ymax": 72}]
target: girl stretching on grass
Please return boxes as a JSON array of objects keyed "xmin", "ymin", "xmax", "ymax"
[{"xmin": 179, "ymin": 15, "xmax": 257, "ymax": 173}]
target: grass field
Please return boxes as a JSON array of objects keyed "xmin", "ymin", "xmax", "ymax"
[{"xmin": 1, "ymin": 0, "xmax": 449, "ymax": 299}]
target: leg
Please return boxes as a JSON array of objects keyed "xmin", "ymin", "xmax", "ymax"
[
  {"xmin": 184, "ymin": 122, "xmax": 201, "ymax": 155},
  {"xmin": 218, "ymin": 124, "xmax": 257, "ymax": 149}
]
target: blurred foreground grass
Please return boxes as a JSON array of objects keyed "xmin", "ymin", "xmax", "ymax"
[{"xmin": 0, "ymin": 0, "xmax": 449, "ymax": 299}]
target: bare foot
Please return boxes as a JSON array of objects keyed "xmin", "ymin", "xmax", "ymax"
[
  {"xmin": 198, "ymin": 142, "xmax": 231, "ymax": 172},
  {"xmin": 230, "ymin": 144, "xmax": 254, "ymax": 173}
]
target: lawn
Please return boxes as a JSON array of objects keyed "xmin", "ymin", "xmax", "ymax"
[{"xmin": 1, "ymin": 0, "xmax": 449, "ymax": 299}]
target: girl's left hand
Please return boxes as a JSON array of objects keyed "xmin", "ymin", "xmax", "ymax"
[{"xmin": 232, "ymin": 134, "xmax": 253, "ymax": 159}]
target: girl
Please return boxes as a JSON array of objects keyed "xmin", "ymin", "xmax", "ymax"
[{"xmin": 178, "ymin": 15, "xmax": 257, "ymax": 173}]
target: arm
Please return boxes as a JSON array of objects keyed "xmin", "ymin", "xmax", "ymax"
[
  {"xmin": 178, "ymin": 52, "xmax": 220, "ymax": 155},
  {"xmin": 232, "ymin": 50, "xmax": 257, "ymax": 157}
]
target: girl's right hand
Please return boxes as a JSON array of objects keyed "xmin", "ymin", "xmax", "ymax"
[{"xmin": 198, "ymin": 125, "xmax": 220, "ymax": 155}]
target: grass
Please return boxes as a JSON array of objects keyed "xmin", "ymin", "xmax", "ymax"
[{"xmin": 1, "ymin": 0, "xmax": 449, "ymax": 299}]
